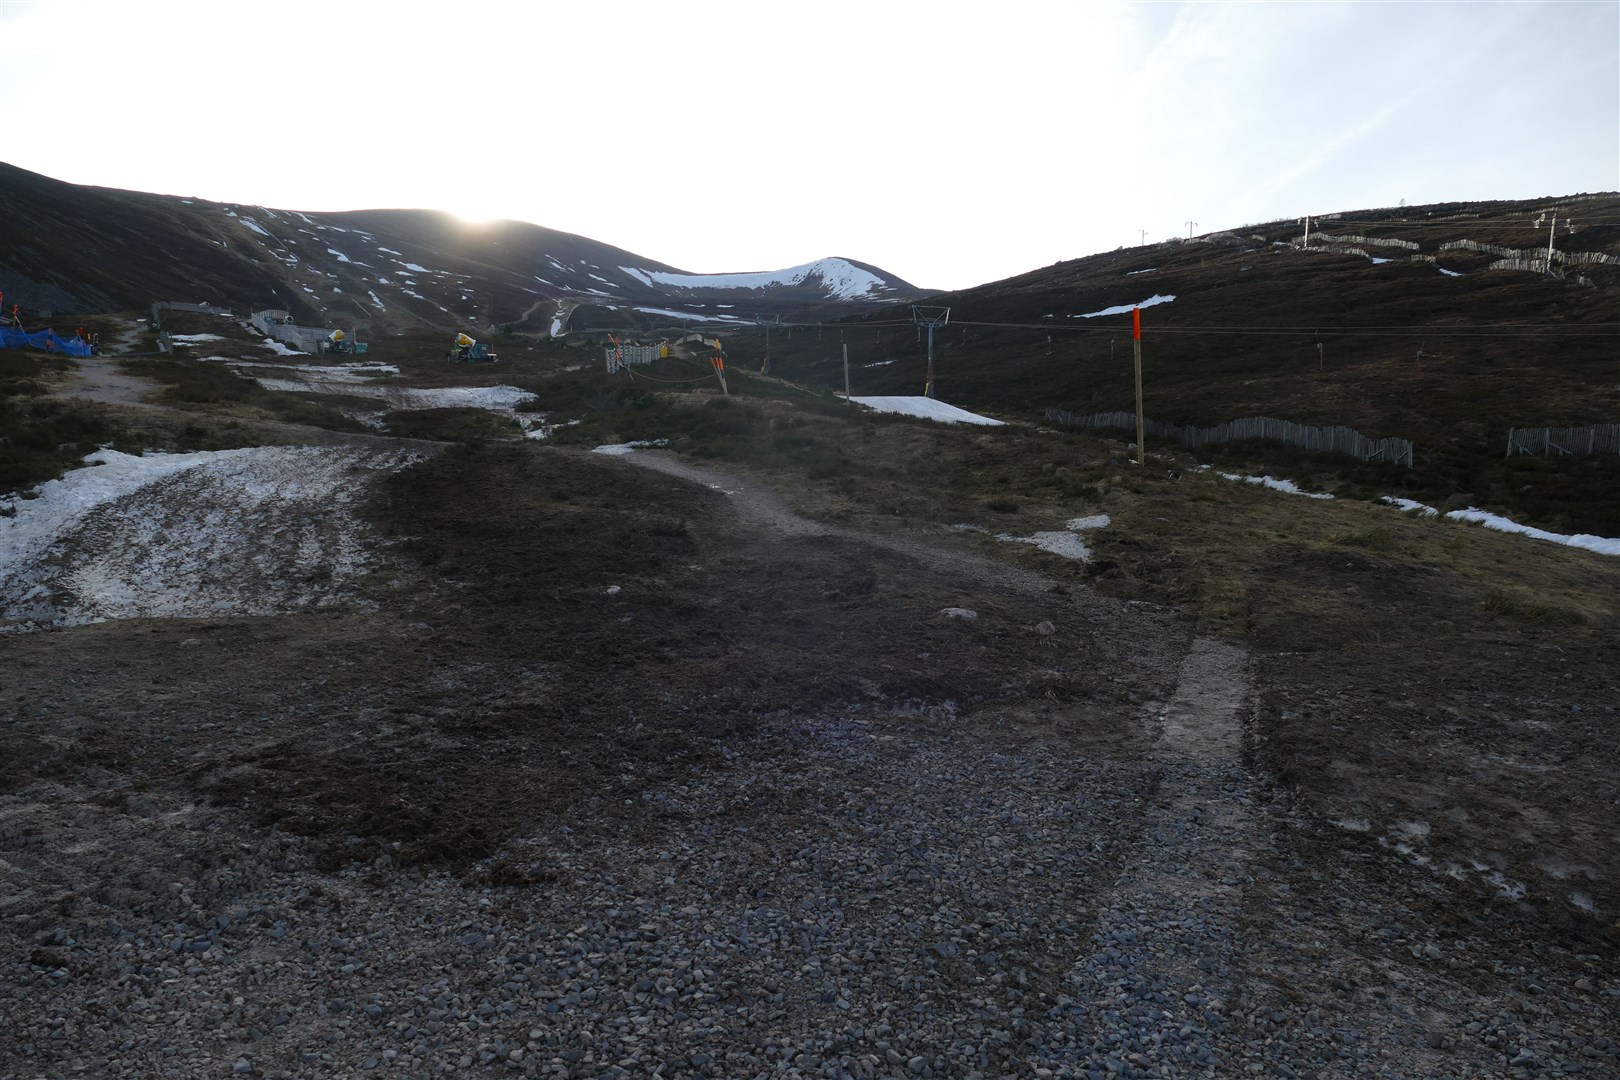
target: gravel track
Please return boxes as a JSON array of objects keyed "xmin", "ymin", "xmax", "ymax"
[{"xmin": 2, "ymin": 448, "xmax": 1616, "ymax": 1078}]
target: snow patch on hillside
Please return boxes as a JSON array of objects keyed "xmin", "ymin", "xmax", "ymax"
[
  {"xmin": 1381, "ymin": 496, "xmax": 1438, "ymax": 516},
  {"xmin": 1072, "ymin": 294, "xmax": 1176, "ymax": 319},
  {"xmin": 632, "ymin": 307, "xmax": 747, "ymax": 323},
  {"xmin": 1445, "ymin": 508, "xmax": 1620, "ymax": 557},
  {"xmin": 622, "ymin": 259, "xmax": 888, "ymax": 300},
  {"xmin": 848, "ymin": 397, "xmax": 1003, "ymax": 426}
]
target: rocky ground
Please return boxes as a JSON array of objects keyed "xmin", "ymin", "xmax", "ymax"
[{"xmin": 2, "ymin": 429, "xmax": 1617, "ymax": 1078}]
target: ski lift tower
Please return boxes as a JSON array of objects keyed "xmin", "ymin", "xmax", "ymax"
[
  {"xmin": 912, "ymin": 305, "xmax": 951, "ymax": 398},
  {"xmin": 754, "ymin": 313, "xmax": 782, "ymax": 373}
]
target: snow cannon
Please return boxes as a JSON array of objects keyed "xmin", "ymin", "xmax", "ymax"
[
  {"xmin": 324, "ymin": 328, "xmax": 356, "ymax": 355},
  {"xmin": 449, "ymin": 332, "xmax": 497, "ymax": 363}
]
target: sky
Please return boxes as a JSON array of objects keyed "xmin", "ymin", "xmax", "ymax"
[{"xmin": 1, "ymin": 0, "xmax": 1615, "ymax": 291}]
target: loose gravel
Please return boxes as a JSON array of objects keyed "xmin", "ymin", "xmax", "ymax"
[{"xmin": 5, "ymin": 636, "xmax": 1614, "ymax": 1078}]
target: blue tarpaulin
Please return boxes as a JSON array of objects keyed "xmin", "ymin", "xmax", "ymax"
[{"xmin": 0, "ymin": 325, "xmax": 94, "ymax": 357}]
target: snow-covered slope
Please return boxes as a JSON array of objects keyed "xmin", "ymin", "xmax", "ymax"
[
  {"xmin": 620, "ymin": 258, "xmax": 896, "ymax": 301},
  {"xmin": 848, "ymin": 396, "xmax": 1005, "ymax": 426}
]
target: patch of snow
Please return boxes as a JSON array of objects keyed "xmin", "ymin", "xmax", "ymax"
[
  {"xmin": 1439, "ymin": 268, "xmax": 1463, "ymax": 277},
  {"xmin": 240, "ymin": 218, "xmax": 271, "ymax": 237},
  {"xmin": 550, "ymin": 316, "xmax": 565, "ymax": 338},
  {"xmin": 377, "ymin": 247, "xmax": 403, "ymax": 256},
  {"xmin": 1217, "ymin": 472, "xmax": 1334, "ymax": 499},
  {"xmin": 327, "ymin": 247, "xmax": 353, "ymax": 263},
  {"xmin": 591, "ymin": 440, "xmax": 670, "ymax": 456},
  {"xmin": 1444, "ymin": 507, "xmax": 1620, "ymax": 557},
  {"xmin": 1070, "ymin": 294, "xmax": 1176, "ymax": 319},
  {"xmin": 635, "ymin": 258, "xmax": 888, "ymax": 300},
  {"xmin": 368, "ymin": 291, "xmax": 386, "ymax": 310},
  {"xmin": 261, "ymin": 340, "xmax": 302, "ymax": 356},
  {"xmin": 524, "ymin": 418, "xmax": 580, "ymax": 441},
  {"xmin": 237, "ymin": 361, "xmax": 398, "ymax": 382},
  {"xmin": 619, "ymin": 266, "xmax": 655, "ymax": 286},
  {"xmin": 632, "ymin": 307, "xmax": 744, "ymax": 323},
  {"xmin": 1380, "ymin": 496, "xmax": 1438, "ymax": 517},
  {"xmin": 1484, "ymin": 870, "xmax": 1527, "ymax": 902},
  {"xmin": 1369, "ymin": 256, "xmax": 1392, "ymax": 264},
  {"xmin": 863, "ymin": 360, "xmax": 896, "ymax": 368},
  {"xmin": 1125, "ymin": 268, "xmax": 1157, "ymax": 275},
  {"xmin": 398, "ymin": 261, "xmax": 433, "ymax": 273},
  {"xmin": 0, "ymin": 446, "xmax": 422, "ymax": 631},
  {"xmin": 256, "ymin": 378, "xmax": 536, "ymax": 415},
  {"xmin": 997, "ymin": 530, "xmax": 1092, "ymax": 561},
  {"xmin": 848, "ymin": 397, "xmax": 1003, "ymax": 426},
  {"xmin": 992, "ymin": 513, "xmax": 1107, "ymax": 562},
  {"xmin": 169, "ymin": 333, "xmax": 225, "ymax": 343}
]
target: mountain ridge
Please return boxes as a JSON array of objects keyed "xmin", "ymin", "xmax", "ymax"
[{"xmin": 0, "ymin": 162, "xmax": 928, "ymax": 334}]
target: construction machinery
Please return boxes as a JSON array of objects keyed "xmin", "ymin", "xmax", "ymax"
[{"xmin": 449, "ymin": 332, "xmax": 498, "ymax": 363}]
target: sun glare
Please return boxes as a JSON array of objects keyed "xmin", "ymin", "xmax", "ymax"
[{"xmin": 450, "ymin": 205, "xmax": 505, "ymax": 226}]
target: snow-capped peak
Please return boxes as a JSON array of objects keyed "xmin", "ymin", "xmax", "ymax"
[{"xmin": 619, "ymin": 258, "xmax": 890, "ymax": 300}]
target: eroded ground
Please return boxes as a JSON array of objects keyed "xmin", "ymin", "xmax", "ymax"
[{"xmin": 2, "ymin": 438, "xmax": 1616, "ymax": 1078}]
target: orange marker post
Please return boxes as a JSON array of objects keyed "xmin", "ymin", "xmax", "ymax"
[{"xmin": 1132, "ymin": 307, "xmax": 1145, "ymax": 466}]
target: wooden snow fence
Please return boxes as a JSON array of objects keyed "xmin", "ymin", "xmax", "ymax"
[
  {"xmin": 1046, "ymin": 410, "xmax": 1415, "ymax": 468},
  {"xmin": 605, "ymin": 344, "xmax": 665, "ymax": 373},
  {"xmin": 1506, "ymin": 424, "xmax": 1620, "ymax": 459}
]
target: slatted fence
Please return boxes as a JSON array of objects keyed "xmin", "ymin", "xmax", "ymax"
[
  {"xmin": 605, "ymin": 344, "xmax": 664, "ymax": 373},
  {"xmin": 1506, "ymin": 424, "xmax": 1620, "ymax": 459},
  {"xmin": 1046, "ymin": 410, "xmax": 1415, "ymax": 467}
]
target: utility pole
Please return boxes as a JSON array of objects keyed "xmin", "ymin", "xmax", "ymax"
[
  {"xmin": 1185, "ymin": 221, "xmax": 1197, "ymax": 240},
  {"xmin": 912, "ymin": 305, "xmax": 951, "ymax": 399},
  {"xmin": 1301, "ymin": 215, "xmax": 1311, "ymax": 249},
  {"xmin": 1138, "ymin": 229, "xmax": 1148, "ymax": 246},
  {"xmin": 1132, "ymin": 307, "xmax": 1145, "ymax": 466}
]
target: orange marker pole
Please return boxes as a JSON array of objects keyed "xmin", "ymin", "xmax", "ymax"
[{"xmin": 1132, "ymin": 307, "xmax": 1145, "ymax": 466}]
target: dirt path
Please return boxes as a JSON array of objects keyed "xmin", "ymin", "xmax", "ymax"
[
  {"xmin": 48, "ymin": 353, "xmax": 163, "ymax": 407},
  {"xmin": 618, "ymin": 449, "xmax": 1072, "ymax": 598}
]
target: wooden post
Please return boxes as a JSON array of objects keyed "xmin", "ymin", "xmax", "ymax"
[
  {"xmin": 1132, "ymin": 307, "xmax": 1145, "ymax": 466},
  {"xmin": 843, "ymin": 343, "xmax": 850, "ymax": 402}
]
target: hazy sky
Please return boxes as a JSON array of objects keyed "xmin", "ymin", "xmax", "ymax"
[{"xmin": 2, "ymin": 0, "xmax": 1615, "ymax": 291}]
